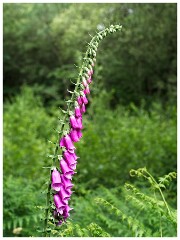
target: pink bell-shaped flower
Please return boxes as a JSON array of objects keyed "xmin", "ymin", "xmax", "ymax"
[
  {"xmin": 60, "ymin": 158, "xmax": 75, "ymax": 179},
  {"xmin": 54, "ymin": 194, "xmax": 66, "ymax": 214},
  {"xmin": 63, "ymin": 150, "xmax": 78, "ymax": 165},
  {"xmin": 63, "ymin": 205, "xmax": 73, "ymax": 221},
  {"xmin": 75, "ymin": 106, "xmax": 82, "ymax": 118},
  {"xmin": 76, "ymin": 117, "xmax": 83, "ymax": 129},
  {"xmin": 70, "ymin": 129, "xmax": 80, "ymax": 142},
  {"xmin": 60, "ymin": 134, "xmax": 76, "ymax": 151},
  {"xmin": 70, "ymin": 115, "xmax": 79, "ymax": 129},
  {"xmin": 51, "ymin": 168, "xmax": 62, "ymax": 192},
  {"xmin": 59, "ymin": 185, "xmax": 72, "ymax": 203},
  {"xmin": 81, "ymin": 104, "xmax": 86, "ymax": 114},
  {"xmin": 84, "ymin": 85, "xmax": 90, "ymax": 95},
  {"xmin": 68, "ymin": 161, "xmax": 77, "ymax": 171},
  {"xmin": 59, "ymin": 137, "xmax": 65, "ymax": 148},
  {"xmin": 61, "ymin": 174, "xmax": 74, "ymax": 191},
  {"xmin": 77, "ymin": 129, "xmax": 82, "ymax": 139},
  {"xmin": 87, "ymin": 76, "xmax": 92, "ymax": 84},
  {"xmin": 81, "ymin": 95, "xmax": 88, "ymax": 105},
  {"xmin": 77, "ymin": 96, "xmax": 83, "ymax": 105},
  {"xmin": 63, "ymin": 151, "xmax": 77, "ymax": 170}
]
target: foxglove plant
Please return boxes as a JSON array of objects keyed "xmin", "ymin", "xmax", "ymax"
[{"xmin": 43, "ymin": 24, "xmax": 122, "ymax": 236}]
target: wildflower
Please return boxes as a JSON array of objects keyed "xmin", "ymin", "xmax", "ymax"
[
  {"xmin": 76, "ymin": 117, "xmax": 83, "ymax": 129},
  {"xmin": 75, "ymin": 106, "xmax": 82, "ymax": 117},
  {"xmin": 60, "ymin": 158, "xmax": 75, "ymax": 179},
  {"xmin": 70, "ymin": 115, "xmax": 79, "ymax": 129},
  {"xmin": 61, "ymin": 175, "xmax": 74, "ymax": 190},
  {"xmin": 59, "ymin": 185, "xmax": 71, "ymax": 203},
  {"xmin": 60, "ymin": 134, "xmax": 76, "ymax": 151},
  {"xmin": 77, "ymin": 96, "xmax": 83, "ymax": 105},
  {"xmin": 59, "ymin": 137, "xmax": 65, "ymax": 148},
  {"xmin": 54, "ymin": 194, "xmax": 66, "ymax": 214},
  {"xmin": 81, "ymin": 95, "xmax": 88, "ymax": 105},
  {"xmin": 77, "ymin": 129, "xmax": 82, "ymax": 139},
  {"xmin": 63, "ymin": 151, "xmax": 77, "ymax": 171},
  {"xmin": 63, "ymin": 205, "xmax": 73, "ymax": 221},
  {"xmin": 63, "ymin": 150, "xmax": 78, "ymax": 164},
  {"xmin": 87, "ymin": 76, "xmax": 92, "ymax": 84},
  {"xmin": 51, "ymin": 168, "xmax": 62, "ymax": 192},
  {"xmin": 81, "ymin": 103, "xmax": 86, "ymax": 114},
  {"xmin": 84, "ymin": 85, "xmax": 90, "ymax": 95},
  {"xmin": 70, "ymin": 129, "xmax": 80, "ymax": 142}
]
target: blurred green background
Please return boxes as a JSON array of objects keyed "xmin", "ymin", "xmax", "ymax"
[{"xmin": 3, "ymin": 3, "xmax": 177, "ymax": 237}]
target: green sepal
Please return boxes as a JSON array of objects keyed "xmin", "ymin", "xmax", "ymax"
[
  {"xmin": 66, "ymin": 99, "xmax": 73, "ymax": 103},
  {"xmin": 47, "ymin": 154, "xmax": 55, "ymax": 159},
  {"xmin": 67, "ymin": 89, "xmax": 74, "ymax": 94},
  {"xmin": 92, "ymin": 50, "xmax": 96, "ymax": 57},
  {"xmin": 97, "ymin": 34, "xmax": 103, "ymax": 40}
]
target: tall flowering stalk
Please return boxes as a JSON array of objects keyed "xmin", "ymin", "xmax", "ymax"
[{"xmin": 43, "ymin": 24, "xmax": 122, "ymax": 235}]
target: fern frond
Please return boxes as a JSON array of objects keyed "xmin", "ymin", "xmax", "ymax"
[{"xmin": 95, "ymin": 197, "xmax": 149, "ymax": 237}]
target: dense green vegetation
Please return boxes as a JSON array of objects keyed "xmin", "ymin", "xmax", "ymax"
[
  {"xmin": 3, "ymin": 87, "xmax": 177, "ymax": 237},
  {"xmin": 3, "ymin": 3, "xmax": 177, "ymax": 237}
]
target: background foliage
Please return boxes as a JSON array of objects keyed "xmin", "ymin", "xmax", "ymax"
[
  {"xmin": 3, "ymin": 3, "xmax": 177, "ymax": 106},
  {"xmin": 3, "ymin": 3, "xmax": 177, "ymax": 237}
]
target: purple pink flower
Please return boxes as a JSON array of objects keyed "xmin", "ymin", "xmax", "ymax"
[
  {"xmin": 53, "ymin": 60, "xmax": 95, "ymax": 224},
  {"xmin": 84, "ymin": 85, "xmax": 90, "ymax": 95},
  {"xmin": 70, "ymin": 115, "xmax": 79, "ymax": 129},
  {"xmin": 77, "ymin": 96, "xmax": 83, "ymax": 105},
  {"xmin": 75, "ymin": 106, "xmax": 81, "ymax": 117},
  {"xmin": 87, "ymin": 76, "xmax": 92, "ymax": 84},
  {"xmin": 51, "ymin": 168, "xmax": 62, "ymax": 192},
  {"xmin": 60, "ymin": 158, "xmax": 75, "ymax": 179},
  {"xmin": 81, "ymin": 95, "xmax": 88, "ymax": 105},
  {"xmin": 70, "ymin": 129, "xmax": 80, "ymax": 142}
]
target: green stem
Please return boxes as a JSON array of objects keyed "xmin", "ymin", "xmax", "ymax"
[
  {"xmin": 44, "ymin": 179, "xmax": 51, "ymax": 237},
  {"xmin": 145, "ymin": 171, "xmax": 172, "ymax": 218}
]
